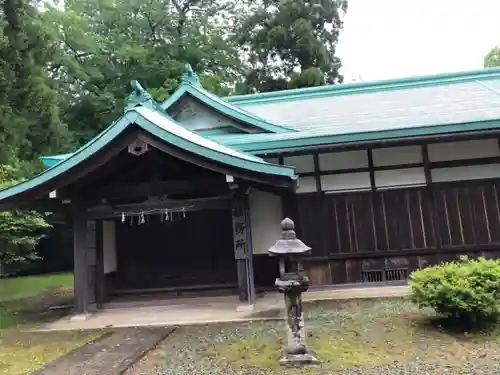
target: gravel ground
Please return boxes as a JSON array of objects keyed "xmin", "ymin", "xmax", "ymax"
[
  {"xmin": 340, "ymin": 361, "xmax": 500, "ymax": 374},
  {"xmin": 126, "ymin": 299, "xmax": 500, "ymax": 375},
  {"xmin": 132, "ymin": 359, "xmax": 500, "ymax": 375}
]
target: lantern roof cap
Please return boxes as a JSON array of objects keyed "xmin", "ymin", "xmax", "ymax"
[{"xmin": 268, "ymin": 218, "xmax": 311, "ymax": 256}]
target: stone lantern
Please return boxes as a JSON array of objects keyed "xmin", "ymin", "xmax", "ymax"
[{"xmin": 268, "ymin": 217, "xmax": 319, "ymax": 365}]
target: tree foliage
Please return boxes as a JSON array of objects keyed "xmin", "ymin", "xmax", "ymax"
[
  {"xmin": 43, "ymin": 0, "xmax": 244, "ymax": 143},
  {"xmin": 0, "ymin": 0, "xmax": 73, "ymax": 171},
  {"xmin": 485, "ymin": 45, "xmax": 500, "ymax": 68},
  {"xmin": 0, "ymin": 0, "xmax": 348, "ymax": 271},
  {"xmin": 235, "ymin": 0, "xmax": 347, "ymax": 93},
  {"xmin": 0, "ymin": 164, "xmax": 51, "ymax": 276}
]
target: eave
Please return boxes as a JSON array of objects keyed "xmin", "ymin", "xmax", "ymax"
[
  {"xmin": 222, "ymin": 119, "xmax": 500, "ymax": 154},
  {"xmin": 0, "ymin": 106, "xmax": 297, "ymax": 210}
]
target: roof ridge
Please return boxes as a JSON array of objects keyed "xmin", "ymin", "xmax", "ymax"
[{"xmin": 225, "ymin": 66, "xmax": 500, "ymax": 105}]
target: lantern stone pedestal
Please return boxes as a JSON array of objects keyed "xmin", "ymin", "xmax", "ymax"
[
  {"xmin": 276, "ymin": 276, "xmax": 319, "ymax": 365},
  {"xmin": 268, "ymin": 218, "xmax": 319, "ymax": 366}
]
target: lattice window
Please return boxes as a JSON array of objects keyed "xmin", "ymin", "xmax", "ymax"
[
  {"xmin": 385, "ymin": 268, "xmax": 408, "ymax": 281},
  {"xmin": 361, "ymin": 268, "xmax": 409, "ymax": 283},
  {"xmin": 361, "ymin": 270, "xmax": 383, "ymax": 283}
]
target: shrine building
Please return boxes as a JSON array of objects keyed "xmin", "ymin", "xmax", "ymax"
[{"xmin": 2, "ymin": 66, "xmax": 500, "ymax": 314}]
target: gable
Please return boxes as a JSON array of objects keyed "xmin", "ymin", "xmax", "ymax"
[
  {"xmin": 167, "ymin": 95, "xmax": 250, "ymax": 135},
  {"xmin": 159, "ymin": 67, "xmax": 293, "ymax": 135}
]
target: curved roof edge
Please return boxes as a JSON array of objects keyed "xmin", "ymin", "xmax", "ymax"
[
  {"xmin": 39, "ymin": 153, "xmax": 73, "ymax": 168},
  {"xmin": 224, "ymin": 66, "xmax": 500, "ymax": 105},
  {"xmin": 160, "ymin": 82, "xmax": 295, "ymax": 134},
  {"xmin": 222, "ymin": 119, "xmax": 500, "ymax": 154},
  {"xmin": 0, "ymin": 106, "xmax": 296, "ymax": 205}
]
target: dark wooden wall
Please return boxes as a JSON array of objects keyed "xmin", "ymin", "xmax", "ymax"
[
  {"xmin": 294, "ymin": 180, "xmax": 500, "ymax": 285},
  {"xmin": 114, "ymin": 208, "xmax": 237, "ymax": 291}
]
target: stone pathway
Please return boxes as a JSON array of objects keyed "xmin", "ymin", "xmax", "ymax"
[
  {"xmin": 30, "ymin": 327, "xmax": 175, "ymax": 375},
  {"xmin": 39, "ymin": 285, "xmax": 409, "ymax": 331}
]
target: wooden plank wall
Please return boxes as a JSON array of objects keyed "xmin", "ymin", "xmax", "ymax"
[
  {"xmin": 295, "ymin": 180, "xmax": 500, "ymax": 285},
  {"xmin": 114, "ymin": 209, "xmax": 237, "ymax": 290}
]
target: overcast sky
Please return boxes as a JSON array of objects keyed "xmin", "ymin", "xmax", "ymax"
[{"xmin": 336, "ymin": 0, "xmax": 500, "ymax": 82}]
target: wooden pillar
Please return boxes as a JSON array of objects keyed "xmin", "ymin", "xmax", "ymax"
[
  {"xmin": 73, "ymin": 202, "xmax": 89, "ymax": 315},
  {"xmin": 95, "ymin": 219, "xmax": 105, "ymax": 309},
  {"xmin": 231, "ymin": 193, "xmax": 255, "ymax": 305},
  {"xmin": 245, "ymin": 199, "xmax": 256, "ymax": 306}
]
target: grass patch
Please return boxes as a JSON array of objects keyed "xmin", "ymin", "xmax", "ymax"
[
  {"xmin": 0, "ymin": 272, "xmax": 98, "ymax": 375},
  {"xmin": 0, "ymin": 272, "xmax": 73, "ymax": 302},
  {"xmin": 133, "ymin": 298, "xmax": 500, "ymax": 374},
  {"xmin": 0, "ymin": 272, "xmax": 74, "ymax": 330}
]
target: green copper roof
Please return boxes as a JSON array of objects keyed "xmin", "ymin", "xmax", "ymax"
[
  {"xmin": 160, "ymin": 65, "xmax": 293, "ymax": 134},
  {"xmin": 225, "ymin": 66, "xmax": 500, "ymax": 105},
  {"xmin": 40, "ymin": 66, "xmax": 500, "ymax": 161},
  {"xmin": 216, "ymin": 67, "xmax": 500, "ymax": 148},
  {"xmin": 2, "ymin": 97, "xmax": 296, "ymax": 206}
]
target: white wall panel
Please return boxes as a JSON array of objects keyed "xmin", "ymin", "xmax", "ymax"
[
  {"xmin": 283, "ymin": 154, "xmax": 315, "ymax": 173},
  {"xmin": 296, "ymin": 176, "xmax": 317, "ymax": 193},
  {"xmin": 249, "ymin": 190, "xmax": 283, "ymax": 255},
  {"xmin": 375, "ymin": 167, "xmax": 426, "ymax": 188},
  {"xmin": 321, "ymin": 172, "xmax": 371, "ymax": 192},
  {"xmin": 428, "ymin": 139, "xmax": 500, "ymax": 162},
  {"xmin": 372, "ymin": 146, "xmax": 423, "ymax": 166},
  {"xmin": 431, "ymin": 164, "xmax": 500, "ymax": 182},
  {"xmin": 319, "ymin": 150, "xmax": 368, "ymax": 171}
]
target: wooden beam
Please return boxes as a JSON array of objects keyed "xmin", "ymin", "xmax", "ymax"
[
  {"xmin": 87, "ymin": 195, "xmax": 232, "ymax": 219},
  {"xmin": 422, "ymin": 145, "xmax": 431, "ymax": 184},
  {"xmin": 72, "ymin": 202, "xmax": 89, "ymax": 315},
  {"xmin": 313, "ymin": 153, "xmax": 321, "ymax": 193},
  {"xmin": 367, "ymin": 148, "xmax": 376, "ymax": 190},
  {"xmin": 85, "ymin": 178, "xmax": 228, "ymax": 200}
]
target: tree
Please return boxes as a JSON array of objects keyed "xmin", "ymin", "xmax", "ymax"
[
  {"xmin": 43, "ymin": 0, "xmax": 244, "ymax": 144},
  {"xmin": 0, "ymin": 164, "xmax": 51, "ymax": 276},
  {"xmin": 485, "ymin": 45, "xmax": 500, "ymax": 68},
  {"xmin": 0, "ymin": 0, "xmax": 74, "ymax": 171},
  {"xmin": 235, "ymin": 0, "xmax": 348, "ymax": 93}
]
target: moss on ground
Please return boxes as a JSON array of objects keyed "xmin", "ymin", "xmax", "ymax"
[
  {"xmin": 129, "ymin": 298, "xmax": 500, "ymax": 374},
  {"xmin": 0, "ymin": 330, "xmax": 100, "ymax": 375}
]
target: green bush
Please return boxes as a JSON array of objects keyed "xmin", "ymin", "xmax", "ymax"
[{"xmin": 409, "ymin": 256, "xmax": 500, "ymax": 323}]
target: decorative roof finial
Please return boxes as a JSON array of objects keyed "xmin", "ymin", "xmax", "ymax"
[
  {"xmin": 126, "ymin": 80, "xmax": 155, "ymax": 111},
  {"xmin": 181, "ymin": 63, "xmax": 201, "ymax": 86}
]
